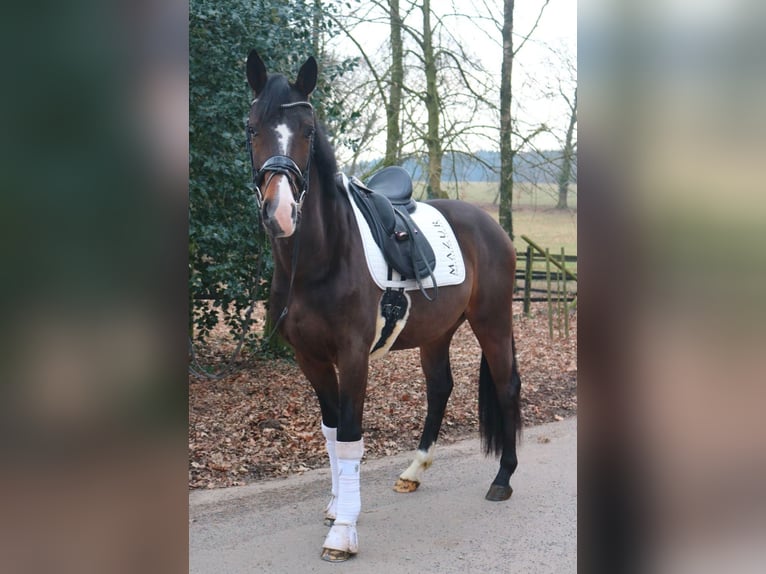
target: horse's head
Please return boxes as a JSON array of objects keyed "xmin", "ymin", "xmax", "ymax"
[{"xmin": 246, "ymin": 50, "xmax": 317, "ymax": 238}]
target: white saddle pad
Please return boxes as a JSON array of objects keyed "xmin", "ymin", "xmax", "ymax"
[{"xmin": 341, "ymin": 174, "xmax": 466, "ymax": 291}]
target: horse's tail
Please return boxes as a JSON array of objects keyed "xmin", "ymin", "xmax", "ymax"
[{"xmin": 478, "ymin": 335, "xmax": 522, "ymax": 456}]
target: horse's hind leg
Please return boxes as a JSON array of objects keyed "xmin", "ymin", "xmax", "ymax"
[
  {"xmin": 394, "ymin": 328, "xmax": 459, "ymax": 493},
  {"xmin": 466, "ymin": 301, "xmax": 522, "ymax": 501},
  {"xmin": 475, "ymin": 333, "xmax": 522, "ymax": 501}
]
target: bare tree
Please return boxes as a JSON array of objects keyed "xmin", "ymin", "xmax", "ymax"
[
  {"xmin": 419, "ymin": 0, "xmax": 446, "ymax": 197},
  {"xmin": 497, "ymin": 0, "xmax": 551, "ymax": 238},
  {"xmin": 513, "ymin": 41, "xmax": 577, "ymax": 209},
  {"xmin": 556, "ymin": 86, "xmax": 577, "ymax": 209},
  {"xmin": 329, "ymin": 0, "xmax": 556, "ymax": 214},
  {"xmin": 395, "ymin": 0, "xmax": 500, "ymax": 198},
  {"xmin": 325, "ymin": 57, "xmax": 386, "ymax": 175},
  {"xmin": 498, "ymin": 0, "xmax": 515, "ymax": 237},
  {"xmin": 333, "ymin": 0, "xmax": 498, "ymax": 196},
  {"xmin": 325, "ymin": 3, "xmax": 405, "ymax": 174},
  {"xmin": 385, "ymin": 0, "xmax": 404, "ymax": 166}
]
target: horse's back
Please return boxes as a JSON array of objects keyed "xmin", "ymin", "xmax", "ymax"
[{"xmin": 425, "ymin": 199, "xmax": 517, "ymax": 271}]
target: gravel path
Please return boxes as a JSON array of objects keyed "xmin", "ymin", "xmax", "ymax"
[{"xmin": 190, "ymin": 416, "xmax": 577, "ymax": 573}]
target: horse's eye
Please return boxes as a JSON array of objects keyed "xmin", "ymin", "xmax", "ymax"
[{"xmin": 304, "ymin": 126, "xmax": 315, "ymax": 139}]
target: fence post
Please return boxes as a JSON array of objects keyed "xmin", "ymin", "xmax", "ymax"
[
  {"xmin": 562, "ymin": 246, "xmax": 569, "ymax": 337},
  {"xmin": 551, "ymin": 251, "xmax": 564, "ymax": 337},
  {"xmin": 523, "ymin": 244, "xmax": 533, "ymax": 316},
  {"xmin": 546, "ymin": 248, "xmax": 553, "ymax": 338},
  {"xmin": 520, "ymin": 235, "xmax": 577, "ymax": 282}
]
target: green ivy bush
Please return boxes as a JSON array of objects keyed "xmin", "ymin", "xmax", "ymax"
[{"xmin": 189, "ymin": 0, "xmax": 356, "ymax": 360}]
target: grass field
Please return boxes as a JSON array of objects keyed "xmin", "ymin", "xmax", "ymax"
[{"xmin": 413, "ymin": 181, "xmax": 578, "ymax": 255}]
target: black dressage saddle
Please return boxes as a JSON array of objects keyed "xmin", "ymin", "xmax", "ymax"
[
  {"xmin": 365, "ymin": 165, "xmax": 416, "ymax": 213},
  {"xmin": 340, "ymin": 166, "xmax": 436, "ymax": 281}
]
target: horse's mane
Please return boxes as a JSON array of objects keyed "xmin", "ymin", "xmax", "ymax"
[
  {"xmin": 311, "ymin": 120, "xmax": 339, "ymax": 201},
  {"xmin": 255, "ymin": 74, "xmax": 338, "ymax": 199}
]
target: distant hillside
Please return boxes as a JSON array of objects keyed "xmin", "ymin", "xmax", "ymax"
[{"xmin": 352, "ymin": 150, "xmax": 576, "ymax": 184}]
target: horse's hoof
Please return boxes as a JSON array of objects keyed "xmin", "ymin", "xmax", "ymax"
[
  {"xmin": 323, "ymin": 516, "xmax": 335, "ymax": 527},
  {"xmin": 485, "ymin": 484, "xmax": 513, "ymax": 501},
  {"xmin": 321, "ymin": 548, "xmax": 352, "ymax": 562},
  {"xmin": 322, "ymin": 523, "xmax": 358, "ymax": 560},
  {"xmin": 393, "ymin": 478, "xmax": 420, "ymax": 493}
]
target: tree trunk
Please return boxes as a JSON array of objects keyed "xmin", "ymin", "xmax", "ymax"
[
  {"xmin": 498, "ymin": 0, "xmax": 515, "ymax": 237},
  {"xmin": 556, "ymin": 87, "xmax": 577, "ymax": 209},
  {"xmin": 311, "ymin": 0, "xmax": 321, "ymax": 56},
  {"xmin": 384, "ymin": 0, "xmax": 403, "ymax": 167},
  {"xmin": 421, "ymin": 0, "xmax": 446, "ymax": 198}
]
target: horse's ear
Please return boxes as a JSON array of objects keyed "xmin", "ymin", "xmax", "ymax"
[
  {"xmin": 246, "ymin": 49, "xmax": 268, "ymax": 96},
  {"xmin": 295, "ymin": 56, "xmax": 317, "ymax": 98}
]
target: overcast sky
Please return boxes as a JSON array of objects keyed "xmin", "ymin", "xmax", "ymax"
[{"xmin": 327, "ymin": 0, "xmax": 577, "ymax": 156}]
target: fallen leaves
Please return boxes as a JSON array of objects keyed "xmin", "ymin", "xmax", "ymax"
[{"xmin": 189, "ymin": 302, "xmax": 576, "ymax": 489}]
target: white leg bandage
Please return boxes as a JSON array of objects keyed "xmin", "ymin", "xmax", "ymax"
[
  {"xmin": 323, "ymin": 439, "xmax": 364, "ymax": 554},
  {"xmin": 321, "ymin": 423, "xmax": 339, "ymax": 520}
]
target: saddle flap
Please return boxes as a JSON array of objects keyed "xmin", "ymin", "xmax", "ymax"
[{"xmin": 367, "ymin": 191, "xmax": 396, "ymax": 233}]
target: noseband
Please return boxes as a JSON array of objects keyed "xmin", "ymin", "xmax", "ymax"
[{"xmin": 246, "ymin": 101, "xmax": 315, "ymax": 214}]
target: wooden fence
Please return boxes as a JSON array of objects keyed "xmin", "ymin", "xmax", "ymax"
[{"xmin": 514, "ymin": 235, "xmax": 577, "ymax": 337}]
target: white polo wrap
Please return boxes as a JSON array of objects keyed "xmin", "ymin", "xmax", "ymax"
[
  {"xmin": 322, "ymin": 438, "xmax": 364, "ymax": 554},
  {"xmin": 321, "ymin": 423, "xmax": 339, "ymax": 520}
]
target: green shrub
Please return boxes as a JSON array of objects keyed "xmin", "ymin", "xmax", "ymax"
[{"xmin": 189, "ymin": 0, "xmax": 355, "ymax": 356}]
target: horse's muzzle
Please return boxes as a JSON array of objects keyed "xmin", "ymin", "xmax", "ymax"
[
  {"xmin": 261, "ymin": 173, "xmax": 299, "ymax": 238},
  {"xmin": 262, "ymin": 198, "xmax": 298, "ymax": 238}
]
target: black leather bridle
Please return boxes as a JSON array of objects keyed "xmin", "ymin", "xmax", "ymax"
[
  {"xmin": 245, "ymin": 100, "xmax": 316, "ymax": 336},
  {"xmin": 246, "ymin": 101, "xmax": 315, "ymax": 215}
]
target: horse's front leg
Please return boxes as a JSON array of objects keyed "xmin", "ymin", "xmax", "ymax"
[
  {"xmin": 294, "ymin": 352, "xmax": 340, "ymax": 525},
  {"xmin": 321, "ymin": 348, "xmax": 369, "ymax": 562}
]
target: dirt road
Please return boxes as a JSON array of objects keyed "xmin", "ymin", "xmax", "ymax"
[{"xmin": 190, "ymin": 417, "xmax": 576, "ymax": 573}]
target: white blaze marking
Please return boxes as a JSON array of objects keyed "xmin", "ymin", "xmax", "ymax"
[
  {"xmin": 272, "ymin": 174, "xmax": 296, "ymax": 235},
  {"xmin": 274, "ymin": 123, "xmax": 292, "ymax": 154},
  {"xmin": 268, "ymin": 123, "xmax": 296, "ymax": 236}
]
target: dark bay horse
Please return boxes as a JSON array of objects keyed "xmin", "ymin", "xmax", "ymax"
[{"xmin": 245, "ymin": 50, "xmax": 522, "ymax": 562}]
